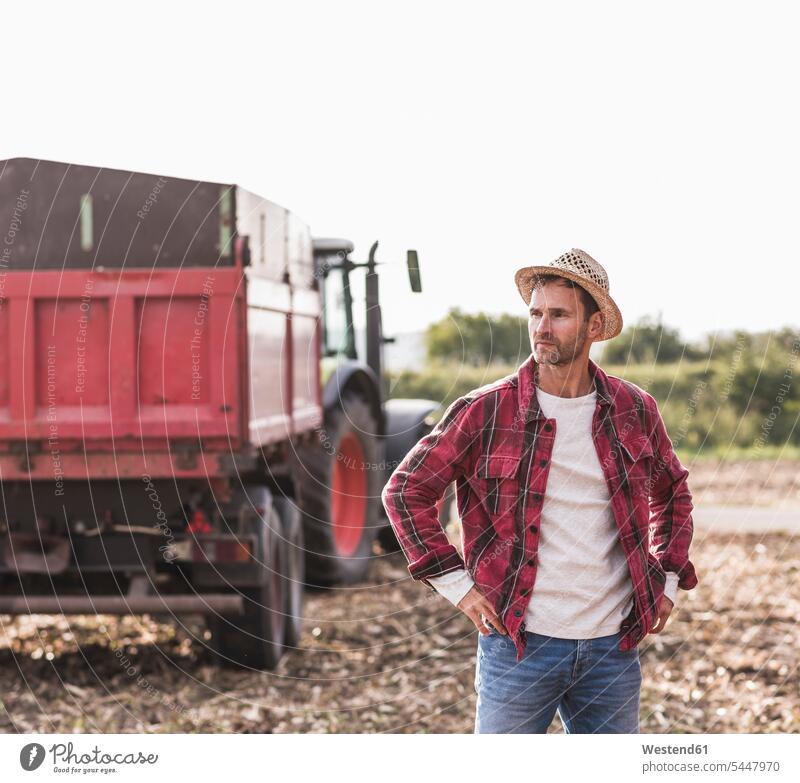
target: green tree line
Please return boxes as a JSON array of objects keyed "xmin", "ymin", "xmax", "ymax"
[{"xmin": 387, "ymin": 308, "xmax": 799, "ymax": 457}]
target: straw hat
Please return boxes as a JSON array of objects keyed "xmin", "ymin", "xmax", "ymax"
[{"xmin": 514, "ymin": 248, "xmax": 623, "ymax": 341}]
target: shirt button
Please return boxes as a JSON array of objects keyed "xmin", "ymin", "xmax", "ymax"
[
  {"xmin": 529, "ymin": 524, "xmax": 538, "ymax": 533},
  {"xmin": 543, "ymin": 423, "xmax": 553, "ymax": 432},
  {"xmin": 527, "ymin": 557, "xmax": 536, "ymax": 566},
  {"xmin": 520, "ymin": 587, "xmax": 530, "ymax": 596},
  {"xmin": 514, "ymin": 610, "xmax": 522, "ymax": 617},
  {"xmin": 532, "ymin": 492, "xmax": 542, "ymax": 501},
  {"xmin": 540, "ymin": 459, "xmax": 548, "ymax": 467}
]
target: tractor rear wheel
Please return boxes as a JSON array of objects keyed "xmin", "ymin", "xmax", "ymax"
[{"xmin": 294, "ymin": 392, "xmax": 383, "ymax": 586}]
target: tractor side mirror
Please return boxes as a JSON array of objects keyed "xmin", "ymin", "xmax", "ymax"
[{"xmin": 407, "ymin": 249, "xmax": 422, "ymax": 293}]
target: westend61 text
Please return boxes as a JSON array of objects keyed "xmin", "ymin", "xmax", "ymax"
[{"xmin": 642, "ymin": 744, "xmax": 708, "ymax": 754}]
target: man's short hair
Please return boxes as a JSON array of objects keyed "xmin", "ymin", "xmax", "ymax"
[{"xmin": 530, "ymin": 274, "xmax": 600, "ymax": 322}]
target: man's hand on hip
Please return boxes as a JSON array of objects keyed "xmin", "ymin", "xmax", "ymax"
[
  {"xmin": 649, "ymin": 595, "xmax": 674, "ymax": 634},
  {"xmin": 457, "ymin": 585, "xmax": 507, "ymax": 635}
]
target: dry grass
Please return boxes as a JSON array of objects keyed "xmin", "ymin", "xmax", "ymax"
[{"xmin": 1, "ymin": 528, "xmax": 799, "ymax": 733}]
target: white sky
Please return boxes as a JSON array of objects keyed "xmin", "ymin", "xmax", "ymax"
[{"xmin": 3, "ymin": 1, "xmax": 798, "ymax": 343}]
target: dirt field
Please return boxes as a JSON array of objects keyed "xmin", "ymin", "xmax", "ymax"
[
  {"xmin": 686, "ymin": 457, "xmax": 800, "ymax": 508},
  {"xmin": 1, "ymin": 460, "xmax": 799, "ymax": 734}
]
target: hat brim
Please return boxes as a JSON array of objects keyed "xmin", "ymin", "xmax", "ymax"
[{"xmin": 514, "ymin": 266, "xmax": 623, "ymax": 341}]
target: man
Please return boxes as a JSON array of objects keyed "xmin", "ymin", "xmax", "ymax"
[{"xmin": 381, "ymin": 248, "xmax": 698, "ymax": 734}]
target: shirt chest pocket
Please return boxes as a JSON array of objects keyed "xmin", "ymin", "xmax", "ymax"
[
  {"xmin": 471, "ymin": 452, "xmax": 523, "ymax": 519},
  {"xmin": 618, "ymin": 436, "xmax": 654, "ymax": 498}
]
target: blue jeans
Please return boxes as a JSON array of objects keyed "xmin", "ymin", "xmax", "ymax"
[{"xmin": 474, "ymin": 629, "xmax": 641, "ymax": 733}]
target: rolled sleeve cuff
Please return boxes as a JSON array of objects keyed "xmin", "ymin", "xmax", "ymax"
[
  {"xmin": 408, "ymin": 546, "xmax": 467, "ymax": 589},
  {"xmin": 661, "ymin": 557, "xmax": 698, "ymax": 591},
  {"xmin": 427, "ymin": 568, "xmax": 475, "ymax": 607},
  {"xmin": 663, "ymin": 572, "xmax": 679, "ymax": 604}
]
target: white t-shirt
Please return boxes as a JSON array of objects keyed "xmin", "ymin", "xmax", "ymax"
[{"xmin": 428, "ymin": 385, "xmax": 678, "ymax": 636}]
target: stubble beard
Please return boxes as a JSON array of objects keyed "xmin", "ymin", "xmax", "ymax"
[{"xmin": 533, "ymin": 325, "xmax": 588, "ymax": 367}]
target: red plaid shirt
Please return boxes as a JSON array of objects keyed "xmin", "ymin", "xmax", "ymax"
[{"xmin": 381, "ymin": 354, "xmax": 698, "ymax": 661}]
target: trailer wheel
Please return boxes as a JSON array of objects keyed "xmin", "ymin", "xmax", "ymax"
[
  {"xmin": 272, "ymin": 494, "xmax": 305, "ymax": 649},
  {"xmin": 295, "ymin": 392, "xmax": 383, "ymax": 585},
  {"xmin": 209, "ymin": 486, "xmax": 285, "ymax": 670}
]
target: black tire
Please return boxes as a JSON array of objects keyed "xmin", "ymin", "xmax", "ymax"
[
  {"xmin": 272, "ymin": 494, "xmax": 305, "ymax": 649},
  {"xmin": 208, "ymin": 485, "xmax": 285, "ymax": 670},
  {"xmin": 377, "ymin": 518, "xmax": 403, "ymax": 552},
  {"xmin": 293, "ymin": 392, "xmax": 383, "ymax": 586}
]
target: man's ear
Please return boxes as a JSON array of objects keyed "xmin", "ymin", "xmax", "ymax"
[{"xmin": 588, "ymin": 311, "xmax": 604, "ymax": 339}]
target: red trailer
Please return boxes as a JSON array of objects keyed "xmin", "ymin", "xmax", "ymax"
[{"xmin": 0, "ymin": 157, "xmax": 445, "ymax": 670}]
